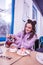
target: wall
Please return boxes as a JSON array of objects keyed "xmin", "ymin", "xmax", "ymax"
[
  {"xmin": 13, "ymin": 0, "xmax": 24, "ymax": 34},
  {"xmin": 13, "ymin": 0, "xmax": 32, "ymax": 34}
]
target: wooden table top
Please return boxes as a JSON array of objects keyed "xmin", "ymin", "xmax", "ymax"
[
  {"xmin": 0, "ymin": 46, "xmax": 43, "ymax": 65},
  {"xmin": 13, "ymin": 51, "xmax": 43, "ymax": 65}
]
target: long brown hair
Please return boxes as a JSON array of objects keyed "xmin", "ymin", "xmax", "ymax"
[{"xmin": 22, "ymin": 19, "xmax": 36, "ymax": 40}]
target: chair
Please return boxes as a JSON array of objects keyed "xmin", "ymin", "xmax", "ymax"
[
  {"xmin": 36, "ymin": 36, "xmax": 43, "ymax": 52},
  {"xmin": 36, "ymin": 48, "xmax": 43, "ymax": 53},
  {"xmin": 33, "ymin": 39, "xmax": 39, "ymax": 50},
  {"xmin": 39, "ymin": 36, "xmax": 43, "ymax": 48}
]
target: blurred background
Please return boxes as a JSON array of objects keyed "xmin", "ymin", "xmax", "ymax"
[{"xmin": 0, "ymin": 0, "xmax": 43, "ymax": 42}]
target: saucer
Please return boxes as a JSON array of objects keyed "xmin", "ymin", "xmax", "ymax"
[
  {"xmin": 17, "ymin": 50, "xmax": 30, "ymax": 56},
  {"xmin": 9, "ymin": 48, "xmax": 17, "ymax": 52},
  {"xmin": 36, "ymin": 53, "xmax": 43, "ymax": 64}
]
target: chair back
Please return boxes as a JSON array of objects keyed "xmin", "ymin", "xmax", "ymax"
[{"xmin": 39, "ymin": 36, "xmax": 43, "ymax": 44}]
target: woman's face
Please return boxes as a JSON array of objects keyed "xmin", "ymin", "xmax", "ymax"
[{"xmin": 25, "ymin": 23, "xmax": 32, "ymax": 33}]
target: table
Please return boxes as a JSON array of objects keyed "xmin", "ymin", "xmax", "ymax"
[
  {"xmin": 0, "ymin": 46, "xmax": 43, "ymax": 65},
  {"xmin": 13, "ymin": 51, "xmax": 43, "ymax": 65}
]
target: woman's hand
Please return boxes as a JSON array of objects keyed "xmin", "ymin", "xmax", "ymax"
[
  {"xmin": 11, "ymin": 35, "xmax": 16, "ymax": 39},
  {"xmin": 6, "ymin": 34, "xmax": 16, "ymax": 40},
  {"xmin": 6, "ymin": 34, "xmax": 11, "ymax": 38}
]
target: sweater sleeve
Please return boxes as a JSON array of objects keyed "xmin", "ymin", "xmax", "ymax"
[{"xmin": 14, "ymin": 31, "xmax": 23, "ymax": 43}]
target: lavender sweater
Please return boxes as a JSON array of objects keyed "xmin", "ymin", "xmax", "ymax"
[{"xmin": 11, "ymin": 31, "xmax": 37, "ymax": 49}]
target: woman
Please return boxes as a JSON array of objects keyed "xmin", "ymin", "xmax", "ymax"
[{"xmin": 6, "ymin": 19, "xmax": 37, "ymax": 50}]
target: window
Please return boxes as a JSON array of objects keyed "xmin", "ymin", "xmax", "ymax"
[
  {"xmin": 32, "ymin": 5, "xmax": 37, "ymax": 20},
  {"xmin": 32, "ymin": 5, "xmax": 37, "ymax": 34},
  {"xmin": 0, "ymin": 0, "xmax": 15, "ymax": 41}
]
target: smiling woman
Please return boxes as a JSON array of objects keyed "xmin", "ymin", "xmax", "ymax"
[{"xmin": 0, "ymin": 0, "xmax": 15, "ymax": 41}]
